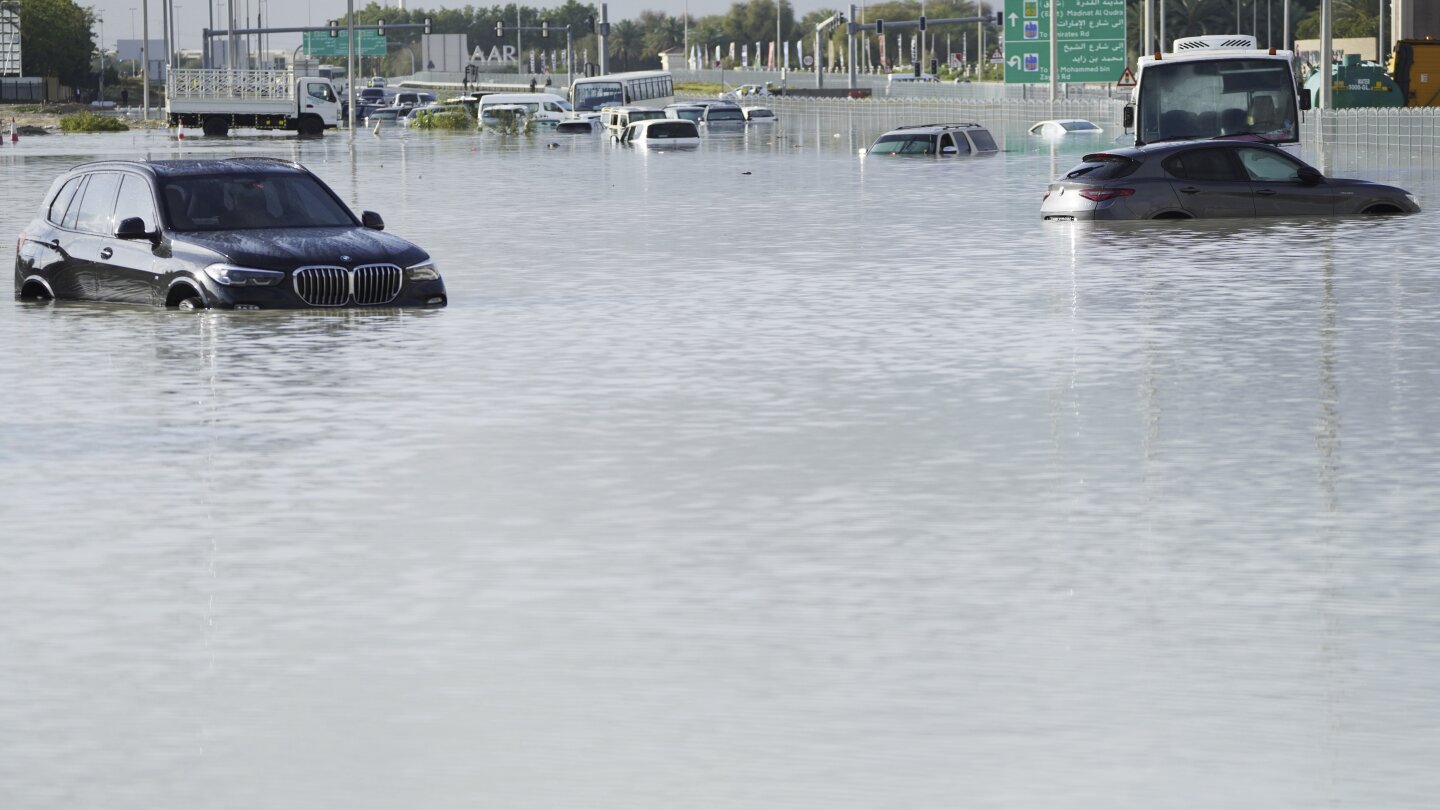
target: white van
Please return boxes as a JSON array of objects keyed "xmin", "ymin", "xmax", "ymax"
[
  {"xmin": 476, "ymin": 93, "xmax": 573, "ymax": 128},
  {"xmin": 599, "ymin": 105, "xmax": 669, "ymax": 134}
]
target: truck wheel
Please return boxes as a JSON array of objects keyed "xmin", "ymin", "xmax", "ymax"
[
  {"xmin": 202, "ymin": 116, "xmax": 229, "ymax": 137},
  {"xmin": 298, "ymin": 116, "xmax": 324, "ymax": 137}
]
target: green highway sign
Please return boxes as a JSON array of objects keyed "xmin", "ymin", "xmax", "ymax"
[
  {"xmin": 1002, "ymin": 0, "xmax": 1126, "ymax": 84},
  {"xmin": 303, "ymin": 30, "xmax": 388, "ymax": 57}
]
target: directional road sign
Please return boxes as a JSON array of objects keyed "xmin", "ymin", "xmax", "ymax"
[
  {"xmin": 1002, "ymin": 0, "xmax": 1125, "ymax": 85},
  {"xmin": 304, "ymin": 30, "xmax": 388, "ymax": 58}
]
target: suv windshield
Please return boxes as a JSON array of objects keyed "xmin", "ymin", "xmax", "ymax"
[
  {"xmin": 871, "ymin": 134, "xmax": 937, "ymax": 155},
  {"xmin": 160, "ymin": 173, "xmax": 356, "ymax": 231}
]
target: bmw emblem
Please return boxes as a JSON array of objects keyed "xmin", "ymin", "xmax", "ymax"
[{"xmin": 340, "ymin": 255, "xmax": 352, "ymax": 262}]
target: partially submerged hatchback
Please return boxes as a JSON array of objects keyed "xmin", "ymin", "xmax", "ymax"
[
  {"xmin": 1041, "ymin": 140, "xmax": 1420, "ymax": 221},
  {"xmin": 866, "ymin": 123, "xmax": 999, "ymax": 156},
  {"xmin": 14, "ymin": 158, "xmax": 447, "ymax": 310}
]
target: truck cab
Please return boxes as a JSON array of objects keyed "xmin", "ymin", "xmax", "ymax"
[{"xmin": 1127, "ymin": 35, "xmax": 1309, "ymax": 149}]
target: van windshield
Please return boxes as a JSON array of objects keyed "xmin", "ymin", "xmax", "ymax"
[{"xmin": 159, "ymin": 173, "xmax": 356, "ymax": 231}]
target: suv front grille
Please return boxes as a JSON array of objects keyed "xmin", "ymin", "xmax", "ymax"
[{"xmin": 294, "ymin": 264, "xmax": 403, "ymax": 306}]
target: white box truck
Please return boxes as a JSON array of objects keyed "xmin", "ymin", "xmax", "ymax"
[{"xmin": 166, "ymin": 68, "xmax": 340, "ymax": 137}]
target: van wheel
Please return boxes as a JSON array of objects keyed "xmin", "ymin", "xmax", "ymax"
[
  {"xmin": 298, "ymin": 116, "xmax": 324, "ymax": 137},
  {"xmin": 202, "ymin": 116, "xmax": 229, "ymax": 137},
  {"xmin": 176, "ymin": 296, "xmax": 206, "ymax": 311}
]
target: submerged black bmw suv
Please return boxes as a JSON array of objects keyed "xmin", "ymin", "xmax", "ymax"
[{"xmin": 14, "ymin": 158, "xmax": 447, "ymax": 310}]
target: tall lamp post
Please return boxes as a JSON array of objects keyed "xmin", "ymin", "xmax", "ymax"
[{"xmin": 142, "ymin": 0, "xmax": 149, "ymax": 119}]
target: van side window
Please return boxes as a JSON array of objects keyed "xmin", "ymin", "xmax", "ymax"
[
  {"xmin": 48, "ymin": 177, "xmax": 83, "ymax": 225},
  {"xmin": 75, "ymin": 173, "xmax": 122, "ymax": 235},
  {"xmin": 115, "ymin": 174, "xmax": 159, "ymax": 232}
]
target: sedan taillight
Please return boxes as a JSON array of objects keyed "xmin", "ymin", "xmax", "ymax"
[
  {"xmin": 15, "ymin": 234, "xmax": 24, "ymax": 253},
  {"xmin": 1078, "ymin": 188, "xmax": 1135, "ymax": 202}
]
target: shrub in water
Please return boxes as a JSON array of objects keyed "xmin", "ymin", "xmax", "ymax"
[
  {"xmin": 59, "ymin": 112, "xmax": 130, "ymax": 132},
  {"xmin": 412, "ymin": 109, "xmax": 475, "ymax": 131}
]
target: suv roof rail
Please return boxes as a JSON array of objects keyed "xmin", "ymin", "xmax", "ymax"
[
  {"xmin": 894, "ymin": 122, "xmax": 983, "ymax": 131},
  {"xmin": 224, "ymin": 156, "xmax": 304, "ymax": 169}
]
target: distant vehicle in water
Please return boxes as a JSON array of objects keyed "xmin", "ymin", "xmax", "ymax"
[
  {"xmin": 742, "ymin": 106, "xmax": 777, "ymax": 123},
  {"xmin": 699, "ymin": 104, "xmax": 746, "ymax": 126},
  {"xmin": 1029, "ymin": 119, "xmax": 1102, "ymax": 137},
  {"xmin": 477, "ymin": 93, "xmax": 572, "ymax": 127},
  {"xmin": 1040, "ymin": 141, "xmax": 1419, "ymax": 221},
  {"xmin": 599, "ymin": 105, "xmax": 668, "ymax": 134},
  {"xmin": 569, "ymin": 70, "xmax": 675, "ymax": 113},
  {"xmin": 364, "ymin": 107, "xmax": 402, "ymax": 125},
  {"xmin": 866, "ymin": 123, "xmax": 999, "ymax": 156},
  {"xmin": 617, "ymin": 118, "xmax": 701, "ymax": 147},
  {"xmin": 166, "ymin": 67, "xmax": 338, "ymax": 137},
  {"xmin": 1127, "ymin": 34, "xmax": 1309, "ymax": 148},
  {"xmin": 15, "ymin": 158, "xmax": 447, "ymax": 310},
  {"xmin": 665, "ymin": 104, "xmax": 706, "ymax": 122}
]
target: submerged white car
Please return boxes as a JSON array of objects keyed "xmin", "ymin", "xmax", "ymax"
[
  {"xmin": 1029, "ymin": 119, "xmax": 1104, "ymax": 137},
  {"xmin": 617, "ymin": 118, "xmax": 700, "ymax": 147}
]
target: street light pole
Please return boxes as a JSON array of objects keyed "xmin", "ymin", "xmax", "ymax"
[{"xmin": 142, "ymin": 0, "xmax": 149, "ymax": 119}]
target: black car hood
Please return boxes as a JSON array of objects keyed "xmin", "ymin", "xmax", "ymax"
[{"xmin": 173, "ymin": 227, "xmax": 427, "ymax": 271}]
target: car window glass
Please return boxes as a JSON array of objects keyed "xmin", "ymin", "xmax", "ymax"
[
  {"xmin": 1163, "ymin": 149, "xmax": 1244, "ymax": 181},
  {"xmin": 61, "ymin": 176, "xmax": 89, "ymax": 230},
  {"xmin": 115, "ymin": 174, "xmax": 159, "ymax": 232},
  {"xmin": 75, "ymin": 172, "xmax": 121, "ymax": 235},
  {"xmin": 159, "ymin": 173, "xmax": 354, "ymax": 231},
  {"xmin": 1238, "ymin": 148, "xmax": 1303, "ymax": 182},
  {"xmin": 48, "ymin": 177, "xmax": 82, "ymax": 225},
  {"xmin": 969, "ymin": 129, "xmax": 997, "ymax": 151},
  {"xmin": 306, "ymin": 83, "xmax": 335, "ymax": 103},
  {"xmin": 1065, "ymin": 156, "xmax": 1140, "ymax": 180}
]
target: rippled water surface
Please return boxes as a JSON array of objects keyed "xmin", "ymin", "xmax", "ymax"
[{"xmin": 3, "ymin": 121, "xmax": 1440, "ymax": 809}]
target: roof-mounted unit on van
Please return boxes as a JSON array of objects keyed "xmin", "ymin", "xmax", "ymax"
[{"xmin": 1173, "ymin": 35, "xmax": 1258, "ymax": 51}]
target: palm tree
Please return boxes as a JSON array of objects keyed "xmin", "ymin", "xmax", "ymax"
[{"xmin": 611, "ymin": 19, "xmax": 644, "ymax": 69}]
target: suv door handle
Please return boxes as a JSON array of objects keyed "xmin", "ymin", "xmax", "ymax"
[
  {"xmin": 1255, "ymin": 189, "xmax": 1278, "ymax": 196},
  {"xmin": 1179, "ymin": 186, "xmax": 1200, "ymax": 194},
  {"xmin": 100, "ymin": 247, "xmax": 114, "ymax": 260}
]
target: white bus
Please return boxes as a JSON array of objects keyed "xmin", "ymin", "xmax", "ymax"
[{"xmin": 569, "ymin": 70, "xmax": 675, "ymax": 113}]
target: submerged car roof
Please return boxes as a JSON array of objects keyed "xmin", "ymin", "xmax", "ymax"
[
  {"xmin": 66, "ymin": 157, "xmax": 311, "ymax": 179},
  {"xmin": 1084, "ymin": 138, "xmax": 1293, "ymax": 161}
]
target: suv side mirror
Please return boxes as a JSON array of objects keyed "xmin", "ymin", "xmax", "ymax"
[
  {"xmin": 1298, "ymin": 166, "xmax": 1323, "ymax": 186},
  {"xmin": 115, "ymin": 216, "xmax": 159, "ymax": 245},
  {"xmin": 1123, "ymin": 104, "xmax": 1135, "ymax": 129},
  {"xmin": 361, "ymin": 210, "xmax": 385, "ymax": 230},
  {"xmin": 1299, "ymin": 88, "xmax": 1312, "ymax": 111}
]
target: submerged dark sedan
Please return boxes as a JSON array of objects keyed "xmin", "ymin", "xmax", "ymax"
[
  {"xmin": 1041, "ymin": 140, "xmax": 1420, "ymax": 221},
  {"xmin": 14, "ymin": 158, "xmax": 447, "ymax": 310}
]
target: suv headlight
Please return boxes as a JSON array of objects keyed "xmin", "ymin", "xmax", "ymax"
[
  {"xmin": 406, "ymin": 260, "xmax": 440, "ymax": 281},
  {"xmin": 204, "ymin": 263, "xmax": 285, "ymax": 286}
]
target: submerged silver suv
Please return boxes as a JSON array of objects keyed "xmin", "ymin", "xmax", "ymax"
[{"xmin": 867, "ymin": 123, "xmax": 999, "ymax": 156}]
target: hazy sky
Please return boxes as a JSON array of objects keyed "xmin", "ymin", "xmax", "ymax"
[{"xmin": 93, "ymin": 0, "xmax": 837, "ymax": 52}]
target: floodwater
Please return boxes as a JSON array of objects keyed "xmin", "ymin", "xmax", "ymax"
[{"xmin": 2, "ymin": 119, "xmax": 1440, "ymax": 809}]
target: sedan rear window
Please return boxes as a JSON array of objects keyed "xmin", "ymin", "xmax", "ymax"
[
  {"xmin": 159, "ymin": 173, "xmax": 356, "ymax": 231},
  {"xmin": 646, "ymin": 122, "xmax": 696, "ymax": 139},
  {"xmin": 1065, "ymin": 154, "xmax": 1140, "ymax": 180}
]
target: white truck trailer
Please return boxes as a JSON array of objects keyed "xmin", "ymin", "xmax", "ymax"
[{"xmin": 166, "ymin": 68, "xmax": 341, "ymax": 137}]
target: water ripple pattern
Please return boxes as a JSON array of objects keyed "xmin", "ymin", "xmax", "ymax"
[{"xmin": 2, "ymin": 124, "xmax": 1439, "ymax": 810}]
